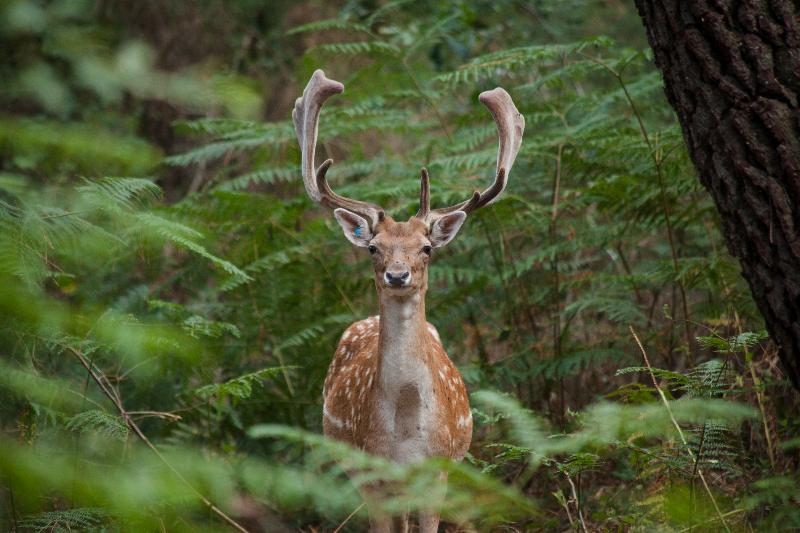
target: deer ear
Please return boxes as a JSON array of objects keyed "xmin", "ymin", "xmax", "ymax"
[
  {"xmin": 333, "ymin": 208, "xmax": 373, "ymax": 247},
  {"xmin": 429, "ymin": 211, "xmax": 466, "ymax": 248}
]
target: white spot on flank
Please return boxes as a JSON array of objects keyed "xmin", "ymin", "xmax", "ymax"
[
  {"xmin": 438, "ymin": 369, "xmax": 446, "ymax": 381},
  {"xmin": 323, "ymin": 404, "xmax": 345, "ymax": 429}
]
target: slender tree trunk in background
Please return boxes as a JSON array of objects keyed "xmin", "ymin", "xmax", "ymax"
[{"xmin": 634, "ymin": 0, "xmax": 800, "ymax": 389}]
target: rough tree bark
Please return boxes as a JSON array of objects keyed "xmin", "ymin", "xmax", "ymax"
[{"xmin": 634, "ymin": 0, "xmax": 800, "ymax": 388}]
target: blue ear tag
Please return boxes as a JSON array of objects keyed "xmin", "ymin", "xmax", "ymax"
[{"xmin": 353, "ymin": 226, "xmax": 362, "ymax": 238}]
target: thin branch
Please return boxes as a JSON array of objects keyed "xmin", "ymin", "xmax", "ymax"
[
  {"xmin": 615, "ymin": 242, "xmax": 643, "ymax": 305},
  {"xmin": 550, "ymin": 144, "xmax": 565, "ymax": 428},
  {"xmin": 332, "ymin": 502, "xmax": 365, "ymax": 533},
  {"xmin": 68, "ymin": 347, "xmax": 250, "ymax": 533},
  {"xmin": 126, "ymin": 410, "xmax": 183, "ymax": 422},
  {"xmin": 558, "ymin": 488, "xmax": 576, "ymax": 530},
  {"xmin": 401, "ymin": 57, "xmax": 453, "ymax": 143},
  {"xmin": 7, "ymin": 484, "xmax": 18, "ymax": 531},
  {"xmin": 691, "ymin": 423, "xmax": 707, "ymax": 480},
  {"xmin": 678, "ymin": 508, "xmax": 745, "ymax": 532},
  {"xmin": 563, "ymin": 470, "xmax": 588, "ymax": 533},
  {"xmin": 734, "ymin": 310, "xmax": 777, "ymax": 470},
  {"xmin": 629, "ymin": 327, "xmax": 731, "ymax": 533},
  {"xmin": 587, "ymin": 52, "xmax": 695, "ymax": 363}
]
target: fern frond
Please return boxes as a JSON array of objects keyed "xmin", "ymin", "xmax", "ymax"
[
  {"xmin": 287, "ymin": 18, "xmax": 373, "ymax": 36},
  {"xmin": 134, "ymin": 212, "xmax": 251, "ymax": 281},
  {"xmin": 66, "ymin": 410, "xmax": 129, "ymax": 441},
  {"xmin": 165, "ymin": 122, "xmax": 294, "ymax": 166},
  {"xmin": 314, "ymin": 41, "xmax": 401, "ymax": 57},
  {"xmin": 76, "ymin": 177, "xmax": 161, "ymax": 209},
  {"xmin": 18, "ymin": 507, "xmax": 109, "ymax": 531},
  {"xmin": 214, "ymin": 165, "xmax": 298, "ymax": 191},
  {"xmin": 195, "ymin": 367, "xmax": 294, "ymax": 401},
  {"xmin": 435, "ymin": 37, "xmax": 614, "ymax": 87}
]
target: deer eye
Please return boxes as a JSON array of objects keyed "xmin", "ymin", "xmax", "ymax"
[
  {"xmin": 422, "ymin": 245, "xmax": 432, "ymax": 255},
  {"xmin": 368, "ymin": 244, "xmax": 378, "ymax": 254}
]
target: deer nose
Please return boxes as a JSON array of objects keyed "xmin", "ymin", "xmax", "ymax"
[{"xmin": 384, "ymin": 270, "xmax": 410, "ymax": 287}]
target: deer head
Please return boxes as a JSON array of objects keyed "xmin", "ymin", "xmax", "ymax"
[{"xmin": 293, "ymin": 70, "xmax": 524, "ymax": 299}]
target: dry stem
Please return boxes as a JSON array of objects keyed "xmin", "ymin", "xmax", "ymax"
[{"xmin": 629, "ymin": 327, "xmax": 731, "ymax": 533}]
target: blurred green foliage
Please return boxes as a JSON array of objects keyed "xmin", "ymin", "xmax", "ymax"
[{"xmin": 1, "ymin": 0, "xmax": 798, "ymax": 531}]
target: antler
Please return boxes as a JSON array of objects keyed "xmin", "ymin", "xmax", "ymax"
[
  {"xmin": 417, "ymin": 87, "xmax": 524, "ymax": 223},
  {"xmin": 415, "ymin": 168, "xmax": 431, "ymax": 219},
  {"xmin": 293, "ymin": 69, "xmax": 384, "ymax": 228}
]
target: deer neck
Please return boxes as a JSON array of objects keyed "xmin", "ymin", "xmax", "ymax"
[{"xmin": 377, "ymin": 292, "xmax": 430, "ymax": 395}]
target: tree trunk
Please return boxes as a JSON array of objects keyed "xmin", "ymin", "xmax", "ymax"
[{"xmin": 634, "ymin": 0, "xmax": 800, "ymax": 388}]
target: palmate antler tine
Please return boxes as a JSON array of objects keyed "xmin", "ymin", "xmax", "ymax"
[
  {"xmin": 421, "ymin": 87, "xmax": 524, "ymax": 223},
  {"xmin": 292, "ymin": 70, "xmax": 343, "ymax": 202},
  {"xmin": 293, "ymin": 69, "xmax": 384, "ymax": 228},
  {"xmin": 478, "ymin": 87, "xmax": 524, "ymax": 206}
]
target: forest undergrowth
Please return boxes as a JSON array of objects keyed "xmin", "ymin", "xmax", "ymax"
[{"xmin": 1, "ymin": 1, "xmax": 798, "ymax": 531}]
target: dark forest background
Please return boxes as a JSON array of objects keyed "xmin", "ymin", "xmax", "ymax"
[{"xmin": 1, "ymin": 0, "xmax": 798, "ymax": 531}]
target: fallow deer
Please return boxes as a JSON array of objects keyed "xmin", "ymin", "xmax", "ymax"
[{"xmin": 293, "ymin": 70, "xmax": 524, "ymax": 532}]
